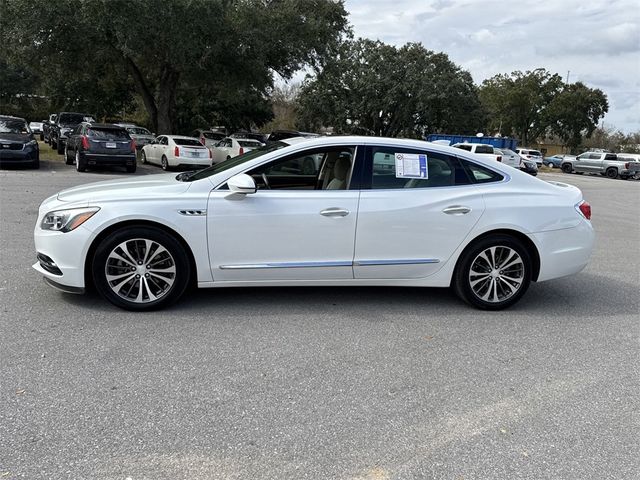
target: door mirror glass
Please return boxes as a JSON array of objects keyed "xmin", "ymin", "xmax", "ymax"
[{"xmin": 227, "ymin": 173, "xmax": 257, "ymax": 194}]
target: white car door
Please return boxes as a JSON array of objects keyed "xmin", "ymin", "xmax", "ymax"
[
  {"xmin": 353, "ymin": 146, "xmax": 486, "ymax": 279},
  {"xmin": 207, "ymin": 145, "xmax": 360, "ymax": 282}
]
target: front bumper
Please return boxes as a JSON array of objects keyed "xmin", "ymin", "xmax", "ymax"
[
  {"xmin": 0, "ymin": 147, "xmax": 39, "ymax": 163},
  {"xmin": 33, "ymin": 223, "xmax": 94, "ymax": 289}
]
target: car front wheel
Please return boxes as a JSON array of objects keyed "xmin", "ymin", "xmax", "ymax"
[
  {"xmin": 92, "ymin": 226, "xmax": 191, "ymax": 311},
  {"xmin": 453, "ymin": 235, "xmax": 532, "ymax": 310},
  {"xmin": 561, "ymin": 163, "xmax": 572, "ymax": 173}
]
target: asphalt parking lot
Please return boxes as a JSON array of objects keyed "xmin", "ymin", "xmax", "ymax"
[{"xmin": 1, "ymin": 157, "xmax": 638, "ymax": 479}]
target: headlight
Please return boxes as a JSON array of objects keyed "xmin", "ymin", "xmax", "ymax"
[
  {"xmin": 41, "ymin": 207, "xmax": 100, "ymax": 232},
  {"xmin": 26, "ymin": 140, "xmax": 38, "ymax": 147}
]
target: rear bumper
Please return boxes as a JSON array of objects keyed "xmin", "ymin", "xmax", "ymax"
[
  {"xmin": 533, "ymin": 220, "xmax": 595, "ymax": 282},
  {"xmin": 170, "ymin": 155, "xmax": 211, "ymax": 167},
  {"xmin": 82, "ymin": 152, "xmax": 136, "ymax": 166}
]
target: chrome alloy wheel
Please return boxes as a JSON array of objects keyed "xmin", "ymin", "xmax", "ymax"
[
  {"xmin": 468, "ymin": 246, "xmax": 524, "ymax": 303},
  {"xmin": 105, "ymin": 238, "xmax": 176, "ymax": 303}
]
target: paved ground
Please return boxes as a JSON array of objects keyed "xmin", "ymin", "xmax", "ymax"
[{"xmin": 1, "ymin": 156, "xmax": 638, "ymax": 479}]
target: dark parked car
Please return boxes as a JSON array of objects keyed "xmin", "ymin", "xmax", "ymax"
[
  {"xmin": 51, "ymin": 112, "xmax": 94, "ymax": 154},
  {"xmin": 64, "ymin": 122, "xmax": 136, "ymax": 173},
  {"xmin": 0, "ymin": 115, "xmax": 39, "ymax": 168},
  {"xmin": 43, "ymin": 113, "xmax": 58, "ymax": 145}
]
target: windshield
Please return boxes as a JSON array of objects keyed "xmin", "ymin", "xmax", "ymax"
[
  {"xmin": 58, "ymin": 113, "xmax": 87, "ymax": 125},
  {"xmin": 186, "ymin": 141, "xmax": 289, "ymax": 181},
  {"xmin": 88, "ymin": 128, "xmax": 130, "ymax": 140},
  {"xmin": 475, "ymin": 145, "xmax": 494, "ymax": 154},
  {"xmin": 0, "ymin": 119, "xmax": 30, "ymax": 134},
  {"xmin": 174, "ymin": 138, "xmax": 203, "ymax": 146},
  {"xmin": 127, "ymin": 127, "xmax": 151, "ymax": 135}
]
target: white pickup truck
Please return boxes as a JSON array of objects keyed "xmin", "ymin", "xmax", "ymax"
[
  {"xmin": 561, "ymin": 152, "xmax": 640, "ymax": 179},
  {"xmin": 451, "ymin": 142, "xmax": 521, "ymax": 168}
]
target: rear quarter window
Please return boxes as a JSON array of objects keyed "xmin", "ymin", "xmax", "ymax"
[{"xmin": 460, "ymin": 159, "xmax": 505, "ymax": 184}]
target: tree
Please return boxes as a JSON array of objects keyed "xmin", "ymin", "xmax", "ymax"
[
  {"xmin": 479, "ymin": 69, "xmax": 564, "ymax": 145},
  {"xmin": 546, "ymin": 82, "xmax": 608, "ymax": 153},
  {"xmin": 1, "ymin": 0, "xmax": 350, "ymax": 133},
  {"xmin": 297, "ymin": 39, "xmax": 486, "ymax": 138}
]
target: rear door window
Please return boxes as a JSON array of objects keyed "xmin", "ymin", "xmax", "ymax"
[
  {"xmin": 460, "ymin": 160, "xmax": 505, "ymax": 184},
  {"xmin": 366, "ymin": 146, "xmax": 471, "ymax": 189}
]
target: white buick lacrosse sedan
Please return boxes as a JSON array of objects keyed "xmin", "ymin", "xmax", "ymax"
[{"xmin": 33, "ymin": 136, "xmax": 594, "ymax": 311}]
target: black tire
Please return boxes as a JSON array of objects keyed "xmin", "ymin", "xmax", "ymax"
[
  {"xmin": 91, "ymin": 226, "xmax": 191, "ymax": 311},
  {"xmin": 64, "ymin": 145, "xmax": 73, "ymax": 165},
  {"xmin": 606, "ymin": 167, "xmax": 618, "ymax": 179},
  {"xmin": 56, "ymin": 141, "xmax": 64, "ymax": 155},
  {"xmin": 51, "ymin": 137, "xmax": 57, "ymax": 149},
  {"xmin": 75, "ymin": 152, "xmax": 86, "ymax": 172},
  {"xmin": 40, "ymin": 133, "xmax": 44, "ymax": 141},
  {"xmin": 561, "ymin": 163, "xmax": 572, "ymax": 173},
  {"xmin": 141, "ymin": 151, "xmax": 147, "ymax": 164},
  {"xmin": 161, "ymin": 155, "xmax": 170, "ymax": 171},
  {"xmin": 453, "ymin": 234, "xmax": 532, "ymax": 310},
  {"xmin": 126, "ymin": 163, "xmax": 136, "ymax": 173}
]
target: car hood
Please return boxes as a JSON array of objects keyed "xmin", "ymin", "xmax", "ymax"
[
  {"xmin": 0, "ymin": 133, "xmax": 31, "ymax": 143},
  {"xmin": 56, "ymin": 173, "xmax": 191, "ymax": 204}
]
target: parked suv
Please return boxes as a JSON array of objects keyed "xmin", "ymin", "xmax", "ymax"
[
  {"xmin": 0, "ymin": 115, "xmax": 39, "ymax": 168},
  {"xmin": 117, "ymin": 124, "xmax": 156, "ymax": 150},
  {"xmin": 516, "ymin": 148, "xmax": 543, "ymax": 167},
  {"xmin": 51, "ymin": 112, "xmax": 95, "ymax": 154},
  {"xmin": 190, "ymin": 129, "xmax": 226, "ymax": 149},
  {"xmin": 64, "ymin": 122, "xmax": 137, "ymax": 173}
]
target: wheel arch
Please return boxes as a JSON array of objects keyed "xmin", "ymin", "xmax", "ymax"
[
  {"xmin": 452, "ymin": 228, "xmax": 541, "ymax": 283},
  {"xmin": 83, "ymin": 220, "xmax": 198, "ymax": 290}
]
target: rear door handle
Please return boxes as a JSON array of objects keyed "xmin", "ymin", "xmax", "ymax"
[
  {"xmin": 442, "ymin": 205, "xmax": 471, "ymax": 215},
  {"xmin": 320, "ymin": 208, "xmax": 350, "ymax": 217}
]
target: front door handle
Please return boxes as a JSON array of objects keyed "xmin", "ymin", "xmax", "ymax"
[
  {"xmin": 442, "ymin": 205, "xmax": 471, "ymax": 215},
  {"xmin": 320, "ymin": 208, "xmax": 350, "ymax": 217}
]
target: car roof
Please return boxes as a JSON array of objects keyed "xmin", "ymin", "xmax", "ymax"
[
  {"xmin": 452, "ymin": 142, "xmax": 494, "ymax": 147},
  {"xmin": 84, "ymin": 122, "xmax": 126, "ymax": 129},
  {"xmin": 0, "ymin": 115, "xmax": 26, "ymax": 121}
]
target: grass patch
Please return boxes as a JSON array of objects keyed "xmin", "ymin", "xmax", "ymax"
[{"xmin": 38, "ymin": 141, "xmax": 65, "ymax": 163}]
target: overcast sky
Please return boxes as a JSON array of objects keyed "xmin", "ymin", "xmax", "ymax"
[{"xmin": 344, "ymin": 0, "xmax": 640, "ymax": 133}]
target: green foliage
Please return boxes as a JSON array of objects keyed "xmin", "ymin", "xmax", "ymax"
[
  {"xmin": 546, "ymin": 82, "xmax": 609, "ymax": 153},
  {"xmin": 1, "ymin": 0, "xmax": 350, "ymax": 133},
  {"xmin": 297, "ymin": 39, "xmax": 487, "ymax": 138},
  {"xmin": 479, "ymin": 69, "xmax": 608, "ymax": 149}
]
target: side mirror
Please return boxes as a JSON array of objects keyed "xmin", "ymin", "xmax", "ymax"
[{"xmin": 227, "ymin": 173, "xmax": 256, "ymax": 194}]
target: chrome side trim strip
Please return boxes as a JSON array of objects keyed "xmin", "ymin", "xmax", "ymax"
[
  {"xmin": 354, "ymin": 259, "xmax": 440, "ymax": 266},
  {"xmin": 219, "ymin": 261, "xmax": 353, "ymax": 270},
  {"xmin": 178, "ymin": 209, "xmax": 207, "ymax": 216}
]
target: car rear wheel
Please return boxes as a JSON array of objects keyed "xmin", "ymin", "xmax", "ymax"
[
  {"xmin": 561, "ymin": 163, "xmax": 572, "ymax": 173},
  {"xmin": 92, "ymin": 226, "xmax": 191, "ymax": 311},
  {"xmin": 75, "ymin": 151, "xmax": 86, "ymax": 172},
  {"xmin": 56, "ymin": 141, "xmax": 64, "ymax": 155},
  {"xmin": 141, "ymin": 151, "xmax": 147, "ymax": 164},
  {"xmin": 546, "ymin": 162, "xmax": 554, "ymax": 168},
  {"xmin": 606, "ymin": 167, "xmax": 618, "ymax": 179},
  {"xmin": 161, "ymin": 155, "xmax": 169, "ymax": 171},
  {"xmin": 453, "ymin": 234, "xmax": 532, "ymax": 310}
]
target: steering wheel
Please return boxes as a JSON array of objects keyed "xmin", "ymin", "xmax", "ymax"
[{"xmin": 261, "ymin": 173, "xmax": 271, "ymax": 190}]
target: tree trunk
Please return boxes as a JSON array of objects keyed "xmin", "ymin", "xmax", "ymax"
[
  {"xmin": 125, "ymin": 57, "xmax": 158, "ymax": 132},
  {"xmin": 156, "ymin": 65, "xmax": 180, "ymax": 134}
]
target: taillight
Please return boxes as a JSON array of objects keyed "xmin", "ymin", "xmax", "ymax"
[
  {"xmin": 208, "ymin": 148, "xmax": 212, "ymax": 159},
  {"xmin": 131, "ymin": 139, "xmax": 136, "ymax": 152},
  {"xmin": 576, "ymin": 200, "xmax": 592, "ymax": 220},
  {"xmin": 238, "ymin": 147, "xmax": 244, "ymax": 155},
  {"xmin": 81, "ymin": 135, "xmax": 90, "ymax": 150},
  {"xmin": 496, "ymin": 156, "xmax": 502, "ymax": 162},
  {"xmin": 174, "ymin": 146, "xmax": 180, "ymax": 157},
  {"xmin": 625, "ymin": 162, "xmax": 630, "ymax": 169},
  {"xmin": 200, "ymin": 136, "xmax": 205, "ymax": 146}
]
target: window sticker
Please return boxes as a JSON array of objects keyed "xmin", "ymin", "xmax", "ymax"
[{"xmin": 395, "ymin": 153, "xmax": 428, "ymax": 179}]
